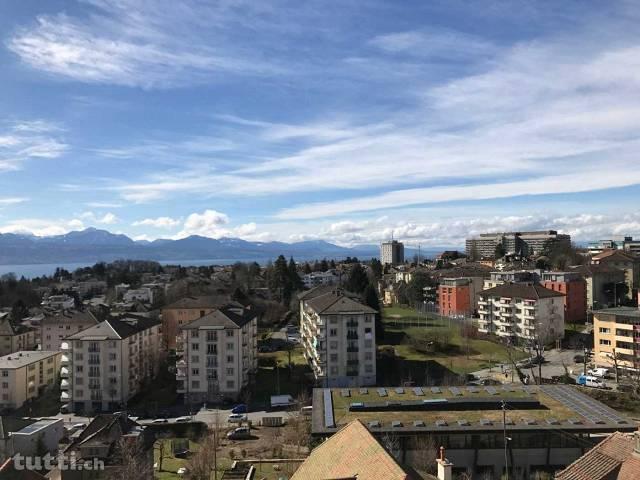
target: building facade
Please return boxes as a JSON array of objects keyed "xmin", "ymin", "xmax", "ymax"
[
  {"xmin": 176, "ymin": 303, "xmax": 258, "ymax": 403},
  {"xmin": 300, "ymin": 287, "xmax": 377, "ymax": 387},
  {"xmin": 591, "ymin": 249, "xmax": 639, "ymax": 300},
  {"xmin": 40, "ymin": 310, "xmax": 99, "ymax": 351},
  {"xmin": 302, "ymin": 270, "xmax": 340, "ymax": 289},
  {"xmin": 380, "ymin": 240, "xmax": 404, "ymax": 266},
  {"xmin": 0, "ymin": 351, "xmax": 62, "ymax": 410},
  {"xmin": 466, "ymin": 230, "xmax": 571, "ymax": 259},
  {"xmin": 62, "ymin": 317, "xmax": 162, "ymax": 413},
  {"xmin": 477, "ymin": 284, "xmax": 565, "ymax": 343},
  {"xmin": 0, "ymin": 316, "xmax": 37, "ymax": 357},
  {"xmin": 482, "ymin": 270, "xmax": 541, "ymax": 290},
  {"xmin": 593, "ymin": 307, "xmax": 640, "ymax": 372},
  {"xmin": 437, "ymin": 278, "xmax": 484, "ymax": 317},
  {"xmin": 541, "ymin": 272, "xmax": 587, "ymax": 324},
  {"xmin": 161, "ymin": 296, "xmax": 227, "ymax": 350}
]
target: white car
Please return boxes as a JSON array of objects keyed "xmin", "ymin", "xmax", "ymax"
[
  {"xmin": 228, "ymin": 413, "xmax": 248, "ymax": 423},
  {"xmin": 175, "ymin": 416, "xmax": 191, "ymax": 423},
  {"xmin": 588, "ymin": 368, "xmax": 608, "ymax": 378}
]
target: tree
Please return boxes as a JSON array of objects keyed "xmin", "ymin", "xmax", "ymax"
[
  {"xmin": 494, "ymin": 243, "xmax": 506, "ymax": 259},
  {"xmin": 370, "ymin": 258, "xmax": 383, "ymax": 279},
  {"xmin": 288, "ymin": 257, "xmax": 303, "ymax": 292},
  {"xmin": 406, "ymin": 271, "xmax": 431, "ymax": 307},
  {"xmin": 320, "ymin": 259, "xmax": 329, "ymax": 271},
  {"xmin": 303, "ymin": 263, "xmax": 312, "ymax": 274},
  {"xmin": 113, "ymin": 437, "xmax": 153, "ymax": 480},
  {"xmin": 363, "ymin": 284, "xmax": 384, "ymax": 341},
  {"xmin": 346, "ymin": 264, "xmax": 369, "ymax": 294}
]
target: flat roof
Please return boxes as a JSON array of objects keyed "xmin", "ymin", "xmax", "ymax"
[
  {"xmin": 0, "ymin": 351, "xmax": 60, "ymax": 369},
  {"xmin": 311, "ymin": 385, "xmax": 637, "ymax": 436},
  {"xmin": 594, "ymin": 307, "xmax": 640, "ymax": 319},
  {"xmin": 14, "ymin": 418, "xmax": 62, "ymax": 436}
]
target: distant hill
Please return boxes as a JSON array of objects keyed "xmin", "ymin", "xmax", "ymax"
[{"xmin": 0, "ymin": 228, "xmax": 386, "ymax": 265}]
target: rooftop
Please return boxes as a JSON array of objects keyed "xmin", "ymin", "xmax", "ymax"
[
  {"xmin": 66, "ymin": 317, "xmax": 160, "ymax": 340},
  {"xmin": 0, "ymin": 351, "xmax": 60, "ymax": 369},
  {"xmin": 181, "ymin": 302, "xmax": 257, "ymax": 329},
  {"xmin": 593, "ymin": 307, "xmax": 640, "ymax": 319},
  {"xmin": 479, "ymin": 283, "xmax": 564, "ymax": 300},
  {"xmin": 163, "ymin": 294, "xmax": 229, "ymax": 310},
  {"xmin": 312, "ymin": 385, "xmax": 636, "ymax": 436},
  {"xmin": 303, "ymin": 288, "xmax": 377, "ymax": 315}
]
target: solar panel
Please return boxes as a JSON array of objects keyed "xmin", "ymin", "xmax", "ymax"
[
  {"xmin": 546, "ymin": 418, "xmax": 559, "ymax": 425},
  {"xmin": 431, "ymin": 387, "xmax": 442, "ymax": 394},
  {"xmin": 503, "ymin": 418, "xmax": 514, "ymax": 425},
  {"xmin": 413, "ymin": 420, "xmax": 426, "ymax": 427},
  {"xmin": 480, "ymin": 419, "xmax": 492, "ymax": 426},
  {"xmin": 395, "ymin": 387, "xmax": 404, "ymax": 394},
  {"xmin": 359, "ymin": 388, "xmax": 368, "ymax": 395},
  {"xmin": 567, "ymin": 418, "xmax": 582, "ymax": 425},
  {"xmin": 522, "ymin": 418, "xmax": 536, "ymax": 425},
  {"xmin": 368, "ymin": 420, "xmax": 381, "ymax": 428},
  {"xmin": 323, "ymin": 389, "xmax": 335, "ymax": 428},
  {"xmin": 377, "ymin": 388, "xmax": 387, "ymax": 397},
  {"xmin": 449, "ymin": 387, "xmax": 462, "ymax": 396},
  {"xmin": 485, "ymin": 387, "xmax": 498, "ymax": 395},
  {"xmin": 391, "ymin": 420, "xmax": 402, "ymax": 428},
  {"xmin": 341, "ymin": 389, "xmax": 350, "ymax": 397},
  {"xmin": 457, "ymin": 419, "xmax": 470, "ymax": 426},
  {"xmin": 413, "ymin": 387, "xmax": 424, "ymax": 396},
  {"xmin": 435, "ymin": 419, "xmax": 447, "ymax": 427},
  {"xmin": 467, "ymin": 386, "xmax": 479, "ymax": 393},
  {"xmin": 543, "ymin": 385, "xmax": 629, "ymax": 426}
]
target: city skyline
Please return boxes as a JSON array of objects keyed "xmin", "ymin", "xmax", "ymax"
[{"xmin": 1, "ymin": 1, "xmax": 640, "ymax": 246}]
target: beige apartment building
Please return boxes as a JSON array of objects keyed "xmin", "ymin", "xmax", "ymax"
[
  {"xmin": 176, "ymin": 303, "xmax": 258, "ymax": 403},
  {"xmin": 0, "ymin": 351, "xmax": 62, "ymax": 410},
  {"xmin": 300, "ymin": 287, "xmax": 377, "ymax": 387},
  {"xmin": 477, "ymin": 283, "xmax": 565, "ymax": 343},
  {"xmin": 61, "ymin": 317, "xmax": 162, "ymax": 413},
  {"xmin": 40, "ymin": 309, "xmax": 99, "ymax": 351},
  {"xmin": 591, "ymin": 250, "xmax": 640, "ymax": 300},
  {"xmin": 0, "ymin": 314, "xmax": 37, "ymax": 357},
  {"xmin": 593, "ymin": 307, "xmax": 640, "ymax": 372},
  {"xmin": 161, "ymin": 295, "xmax": 229, "ymax": 350}
]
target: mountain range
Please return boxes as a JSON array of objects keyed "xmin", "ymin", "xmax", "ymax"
[{"xmin": 0, "ymin": 228, "xmax": 447, "ymax": 266}]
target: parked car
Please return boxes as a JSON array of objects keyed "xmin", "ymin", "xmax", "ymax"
[
  {"xmin": 287, "ymin": 335, "xmax": 300, "ymax": 344},
  {"xmin": 231, "ymin": 404, "xmax": 248, "ymax": 414},
  {"xmin": 578, "ymin": 375, "xmax": 607, "ymax": 389},
  {"xmin": 300, "ymin": 406, "xmax": 313, "ymax": 416},
  {"xmin": 587, "ymin": 368, "xmax": 608, "ymax": 378},
  {"xmin": 573, "ymin": 354, "xmax": 585, "ymax": 364},
  {"xmin": 227, "ymin": 426, "xmax": 251, "ymax": 440},
  {"xmin": 175, "ymin": 416, "xmax": 191, "ymax": 423},
  {"xmin": 151, "ymin": 418, "xmax": 169, "ymax": 424},
  {"xmin": 228, "ymin": 413, "xmax": 248, "ymax": 423}
]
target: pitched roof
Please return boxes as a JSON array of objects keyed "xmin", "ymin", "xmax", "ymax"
[
  {"xmin": 305, "ymin": 290, "xmax": 377, "ymax": 314},
  {"xmin": 479, "ymin": 283, "xmax": 564, "ymax": 300},
  {"xmin": 556, "ymin": 431, "xmax": 640, "ymax": 480},
  {"xmin": 0, "ymin": 417, "xmax": 35, "ymax": 439},
  {"xmin": 592, "ymin": 249, "xmax": 638, "ymax": 262},
  {"xmin": 0, "ymin": 318, "xmax": 35, "ymax": 336},
  {"xmin": 181, "ymin": 302, "xmax": 257, "ymax": 329},
  {"xmin": 41, "ymin": 309, "xmax": 98, "ymax": 326},
  {"xmin": 570, "ymin": 264, "xmax": 625, "ymax": 276},
  {"xmin": 290, "ymin": 420, "xmax": 412, "ymax": 480},
  {"xmin": 66, "ymin": 317, "xmax": 160, "ymax": 340},
  {"xmin": 162, "ymin": 295, "xmax": 229, "ymax": 310},
  {"xmin": 0, "ymin": 458, "xmax": 46, "ymax": 480}
]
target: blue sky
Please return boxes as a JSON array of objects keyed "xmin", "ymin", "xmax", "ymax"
[{"xmin": 1, "ymin": 0, "xmax": 640, "ymax": 247}]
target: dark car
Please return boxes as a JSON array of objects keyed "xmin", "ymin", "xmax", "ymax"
[
  {"xmin": 231, "ymin": 404, "xmax": 248, "ymax": 414},
  {"xmin": 573, "ymin": 354, "xmax": 585, "ymax": 364}
]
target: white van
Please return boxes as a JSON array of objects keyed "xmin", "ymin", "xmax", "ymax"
[
  {"xmin": 300, "ymin": 406, "xmax": 313, "ymax": 416},
  {"xmin": 578, "ymin": 375, "xmax": 607, "ymax": 389}
]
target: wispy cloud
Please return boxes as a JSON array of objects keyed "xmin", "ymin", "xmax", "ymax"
[
  {"xmin": 0, "ymin": 197, "xmax": 28, "ymax": 207},
  {"xmin": 132, "ymin": 216, "xmax": 181, "ymax": 229},
  {"xmin": 0, "ymin": 120, "xmax": 67, "ymax": 172}
]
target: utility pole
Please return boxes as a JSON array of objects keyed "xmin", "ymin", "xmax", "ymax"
[
  {"xmin": 502, "ymin": 400, "xmax": 509, "ymax": 480},
  {"xmin": 583, "ymin": 346, "xmax": 588, "ymax": 376}
]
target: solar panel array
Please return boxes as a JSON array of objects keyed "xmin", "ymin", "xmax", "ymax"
[
  {"xmin": 413, "ymin": 387, "xmax": 424, "ymax": 396},
  {"xmin": 391, "ymin": 420, "xmax": 402, "ymax": 428},
  {"xmin": 480, "ymin": 418, "xmax": 492, "ymax": 426},
  {"xmin": 323, "ymin": 389, "xmax": 335, "ymax": 428},
  {"xmin": 359, "ymin": 388, "xmax": 368, "ymax": 395},
  {"xmin": 485, "ymin": 387, "xmax": 498, "ymax": 395},
  {"xmin": 395, "ymin": 387, "xmax": 404, "ymax": 394},
  {"xmin": 542, "ymin": 385, "xmax": 629, "ymax": 426},
  {"xmin": 341, "ymin": 389, "xmax": 350, "ymax": 397},
  {"xmin": 431, "ymin": 387, "xmax": 442, "ymax": 394},
  {"xmin": 458, "ymin": 419, "xmax": 470, "ymax": 426},
  {"xmin": 467, "ymin": 386, "xmax": 479, "ymax": 393},
  {"xmin": 413, "ymin": 420, "xmax": 426, "ymax": 427},
  {"xmin": 369, "ymin": 420, "xmax": 381, "ymax": 428},
  {"xmin": 435, "ymin": 419, "xmax": 447, "ymax": 427},
  {"xmin": 449, "ymin": 387, "xmax": 462, "ymax": 396},
  {"xmin": 377, "ymin": 388, "xmax": 387, "ymax": 397}
]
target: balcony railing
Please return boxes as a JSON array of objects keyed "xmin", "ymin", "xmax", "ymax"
[{"xmin": 346, "ymin": 331, "xmax": 358, "ymax": 340}]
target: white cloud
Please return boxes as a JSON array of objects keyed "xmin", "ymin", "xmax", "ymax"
[
  {"xmin": 78, "ymin": 211, "xmax": 119, "ymax": 225},
  {"xmin": 86, "ymin": 202, "xmax": 123, "ymax": 209},
  {"xmin": 0, "ymin": 197, "xmax": 28, "ymax": 207},
  {"xmin": 132, "ymin": 216, "xmax": 181, "ymax": 229},
  {"xmin": 0, "ymin": 218, "xmax": 83, "ymax": 237},
  {"xmin": 0, "ymin": 120, "xmax": 67, "ymax": 172}
]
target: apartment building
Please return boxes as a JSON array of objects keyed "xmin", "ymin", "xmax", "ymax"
[
  {"xmin": 477, "ymin": 283, "xmax": 565, "ymax": 343},
  {"xmin": 61, "ymin": 317, "xmax": 162, "ymax": 413},
  {"xmin": 161, "ymin": 295, "xmax": 228, "ymax": 350},
  {"xmin": 593, "ymin": 307, "xmax": 640, "ymax": 372},
  {"xmin": 40, "ymin": 309, "xmax": 99, "ymax": 351},
  {"xmin": 570, "ymin": 264, "xmax": 626, "ymax": 310},
  {"xmin": 591, "ymin": 249, "xmax": 639, "ymax": 300},
  {"xmin": 380, "ymin": 240, "xmax": 404, "ymax": 266},
  {"xmin": 437, "ymin": 277, "xmax": 484, "ymax": 317},
  {"xmin": 299, "ymin": 286, "xmax": 377, "ymax": 387},
  {"xmin": 482, "ymin": 270, "xmax": 541, "ymax": 290},
  {"xmin": 0, "ymin": 351, "xmax": 62, "ymax": 410},
  {"xmin": 176, "ymin": 303, "xmax": 258, "ymax": 403},
  {"xmin": 541, "ymin": 272, "xmax": 587, "ymax": 324},
  {"xmin": 302, "ymin": 270, "xmax": 340, "ymax": 289},
  {"xmin": 0, "ymin": 315, "xmax": 37, "ymax": 356},
  {"xmin": 41, "ymin": 294, "xmax": 75, "ymax": 310},
  {"xmin": 466, "ymin": 230, "xmax": 570, "ymax": 259}
]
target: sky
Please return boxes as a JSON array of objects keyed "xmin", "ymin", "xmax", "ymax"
[{"xmin": 1, "ymin": 0, "xmax": 640, "ymax": 248}]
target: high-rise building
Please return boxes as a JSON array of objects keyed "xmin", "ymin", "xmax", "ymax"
[
  {"xmin": 380, "ymin": 240, "xmax": 404, "ymax": 265},
  {"xmin": 466, "ymin": 230, "xmax": 571, "ymax": 259}
]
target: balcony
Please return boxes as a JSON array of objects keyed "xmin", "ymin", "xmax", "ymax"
[
  {"xmin": 346, "ymin": 331, "xmax": 359, "ymax": 340},
  {"xmin": 60, "ymin": 367, "xmax": 69, "ymax": 378},
  {"xmin": 346, "ymin": 346, "xmax": 359, "ymax": 353},
  {"xmin": 60, "ymin": 391, "xmax": 70, "ymax": 402},
  {"xmin": 60, "ymin": 379, "xmax": 70, "ymax": 390},
  {"xmin": 60, "ymin": 354, "xmax": 69, "ymax": 366},
  {"xmin": 60, "ymin": 342, "xmax": 70, "ymax": 351},
  {"xmin": 347, "ymin": 359, "xmax": 359, "ymax": 366}
]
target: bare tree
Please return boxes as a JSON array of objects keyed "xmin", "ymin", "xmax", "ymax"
[
  {"xmin": 409, "ymin": 435, "xmax": 437, "ymax": 475},
  {"xmin": 154, "ymin": 433, "xmax": 170, "ymax": 472},
  {"xmin": 380, "ymin": 432, "xmax": 401, "ymax": 463},
  {"xmin": 111, "ymin": 437, "xmax": 154, "ymax": 480}
]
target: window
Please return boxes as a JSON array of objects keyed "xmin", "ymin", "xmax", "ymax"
[
  {"xmin": 365, "ymin": 352, "xmax": 373, "ymax": 361},
  {"xmin": 365, "ymin": 316, "xmax": 372, "ymax": 323},
  {"xmin": 226, "ymin": 380, "xmax": 234, "ymax": 388},
  {"xmin": 227, "ymin": 355, "xmax": 234, "ymax": 363},
  {"xmin": 599, "ymin": 327, "xmax": 611, "ymax": 334},
  {"xmin": 227, "ymin": 342, "xmax": 234, "ymax": 350},
  {"xmin": 109, "ymin": 365, "xmax": 117, "ymax": 373},
  {"xmin": 75, "ymin": 353, "xmax": 83, "ymax": 361},
  {"xmin": 191, "ymin": 356, "xmax": 200, "ymax": 364},
  {"xmin": 76, "ymin": 378, "xmax": 84, "ymax": 385},
  {"xmin": 1, "ymin": 382, "xmax": 7, "ymax": 388},
  {"xmin": 330, "ymin": 354, "xmax": 338, "ymax": 362},
  {"xmin": 226, "ymin": 367, "xmax": 234, "ymax": 376},
  {"xmin": 365, "ymin": 364, "xmax": 373, "ymax": 373},
  {"xmin": 191, "ymin": 343, "xmax": 200, "ymax": 351},
  {"xmin": 330, "ymin": 367, "xmax": 338, "ymax": 374},
  {"xmin": 1, "ymin": 371, "xmax": 7, "ymax": 378},
  {"xmin": 329, "ymin": 329, "xmax": 337, "ymax": 337},
  {"xmin": 192, "ymin": 330, "xmax": 200, "ymax": 338},
  {"xmin": 330, "ymin": 341, "xmax": 338, "ymax": 350},
  {"xmin": 109, "ymin": 353, "xmax": 117, "ymax": 360},
  {"xmin": 207, "ymin": 331, "xmax": 217, "ymax": 342},
  {"xmin": 110, "ymin": 378, "xmax": 117, "ymax": 385},
  {"xmin": 76, "ymin": 366, "xmax": 84, "ymax": 373},
  {"xmin": 75, "ymin": 390, "xmax": 83, "ymax": 397},
  {"xmin": 192, "ymin": 380, "xmax": 200, "ymax": 389},
  {"xmin": 226, "ymin": 330, "xmax": 234, "ymax": 337},
  {"xmin": 364, "ymin": 340, "xmax": 373, "ymax": 348},
  {"xmin": 192, "ymin": 368, "xmax": 200, "ymax": 376},
  {"xmin": 599, "ymin": 339, "xmax": 612, "ymax": 346},
  {"xmin": 364, "ymin": 327, "xmax": 372, "ymax": 334}
]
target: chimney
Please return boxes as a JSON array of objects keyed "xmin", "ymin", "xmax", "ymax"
[{"xmin": 437, "ymin": 446, "xmax": 453, "ymax": 480}]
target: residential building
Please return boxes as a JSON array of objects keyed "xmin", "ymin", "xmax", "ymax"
[
  {"xmin": 299, "ymin": 286, "xmax": 377, "ymax": 387},
  {"xmin": 62, "ymin": 317, "xmax": 162, "ymax": 413},
  {"xmin": 40, "ymin": 309, "xmax": 99, "ymax": 351},
  {"xmin": 311, "ymin": 385, "xmax": 637, "ymax": 479},
  {"xmin": 465, "ymin": 230, "xmax": 571, "ymax": 259},
  {"xmin": 302, "ymin": 270, "xmax": 339, "ymax": 289},
  {"xmin": 623, "ymin": 236, "xmax": 640, "ymax": 255},
  {"xmin": 0, "ymin": 316, "xmax": 37, "ymax": 356},
  {"xmin": 122, "ymin": 287, "xmax": 154, "ymax": 304},
  {"xmin": 381, "ymin": 240, "xmax": 404, "ymax": 266},
  {"xmin": 541, "ymin": 272, "xmax": 587, "ymax": 324},
  {"xmin": 60, "ymin": 413, "xmax": 154, "ymax": 480},
  {"xmin": 482, "ymin": 270, "xmax": 541, "ymax": 290},
  {"xmin": 161, "ymin": 295, "xmax": 228, "ymax": 350},
  {"xmin": 291, "ymin": 420, "xmax": 415, "ymax": 480},
  {"xmin": 591, "ymin": 249, "xmax": 640, "ymax": 300},
  {"xmin": 556, "ymin": 431, "xmax": 640, "ymax": 480},
  {"xmin": 0, "ymin": 417, "xmax": 64, "ymax": 461},
  {"xmin": 176, "ymin": 303, "xmax": 257, "ymax": 403},
  {"xmin": 570, "ymin": 264, "xmax": 627, "ymax": 310},
  {"xmin": 477, "ymin": 283, "xmax": 565, "ymax": 343},
  {"xmin": 587, "ymin": 239, "xmax": 622, "ymax": 254},
  {"xmin": 0, "ymin": 351, "xmax": 62, "ymax": 410},
  {"xmin": 438, "ymin": 277, "xmax": 483, "ymax": 317},
  {"xmin": 593, "ymin": 307, "xmax": 640, "ymax": 372},
  {"xmin": 41, "ymin": 294, "xmax": 75, "ymax": 311}
]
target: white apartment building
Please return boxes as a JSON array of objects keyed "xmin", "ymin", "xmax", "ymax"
[
  {"xmin": 299, "ymin": 287, "xmax": 377, "ymax": 387},
  {"xmin": 40, "ymin": 309, "xmax": 99, "ymax": 351},
  {"xmin": 176, "ymin": 303, "xmax": 258, "ymax": 403},
  {"xmin": 41, "ymin": 294, "xmax": 75, "ymax": 310},
  {"xmin": 122, "ymin": 287, "xmax": 154, "ymax": 304},
  {"xmin": 0, "ymin": 351, "xmax": 62, "ymax": 410},
  {"xmin": 477, "ymin": 284, "xmax": 565, "ymax": 343},
  {"xmin": 0, "ymin": 316, "xmax": 37, "ymax": 357},
  {"xmin": 482, "ymin": 270, "xmax": 541, "ymax": 290},
  {"xmin": 380, "ymin": 240, "xmax": 404, "ymax": 266},
  {"xmin": 302, "ymin": 270, "xmax": 339, "ymax": 289},
  {"xmin": 61, "ymin": 317, "xmax": 162, "ymax": 413}
]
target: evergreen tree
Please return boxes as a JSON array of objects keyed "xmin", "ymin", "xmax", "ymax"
[
  {"xmin": 363, "ymin": 283, "xmax": 384, "ymax": 342},
  {"xmin": 346, "ymin": 264, "xmax": 369, "ymax": 294},
  {"xmin": 370, "ymin": 258, "xmax": 383, "ymax": 279},
  {"xmin": 288, "ymin": 257, "xmax": 303, "ymax": 291},
  {"xmin": 320, "ymin": 259, "xmax": 329, "ymax": 271}
]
